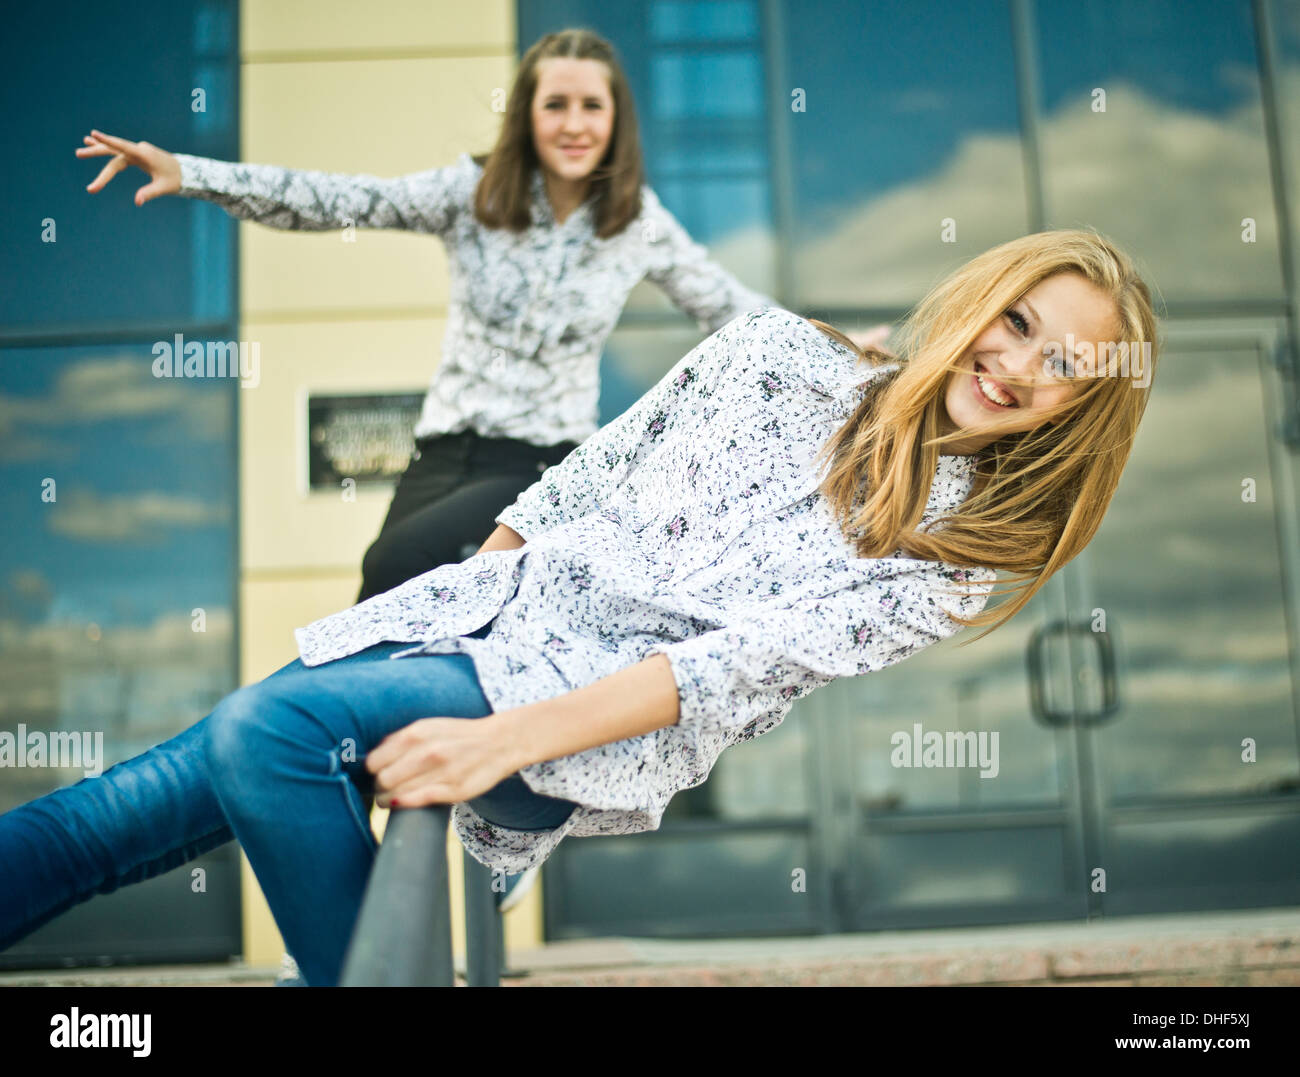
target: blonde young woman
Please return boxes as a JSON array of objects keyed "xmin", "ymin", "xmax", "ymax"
[{"xmin": 0, "ymin": 229, "xmax": 1159, "ymax": 987}]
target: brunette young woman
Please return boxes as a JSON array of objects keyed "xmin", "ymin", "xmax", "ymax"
[{"xmin": 76, "ymin": 29, "xmax": 775, "ymax": 607}]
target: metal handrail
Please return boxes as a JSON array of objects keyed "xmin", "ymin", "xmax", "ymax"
[{"xmin": 339, "ymin": 805, "xmax": 502, "ymax": 986}]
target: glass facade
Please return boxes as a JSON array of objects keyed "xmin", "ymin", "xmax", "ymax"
[
  {"xmin": 0, "ymin": 0, "xmax": 243, "ymax": 965},
  {"xmin": 521, "ymin": 0, "xmax": 1300, "ymax": 938},
  {"xmin": 6, "ymin": 0, "xmax": 1300, "ymax": 959}
]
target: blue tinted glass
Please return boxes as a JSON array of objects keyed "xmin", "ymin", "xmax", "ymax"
[
  {"xmin": 1034, "ymin": 0, "xmax": 1284, "ymax": 299},
  {"xmin": 657, "ymin": 144, "xmax": 766, "ymax": 174},
  {"xmin": 0, "ymin": 342, "xmax": 238, "ymax": 775},
  {"xmin": 783, "ymin": 0, "xmax": 1028, "ymax": 307},
  {"xmin": 658, "ymin": 178, "xmax": 767, "ymax": 239},
  {"xmin": 0, "ymin": 0, "xmax": 238, "ymax": 333},
  {"xmin": 650, "ymin": 0, "xmax": 759, "ymax": 41},
  {"xmin": 1038, "ymin": 0, "xmax": 1259, "ymax": 115},
  {"xmin": 650, "ymin": 53, "xmax": 764, "ymax": 118}
]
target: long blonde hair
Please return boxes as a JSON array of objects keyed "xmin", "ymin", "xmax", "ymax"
[{"xmin": 810, "ymin": 228, "xmax": 1161, "ymax": 644}]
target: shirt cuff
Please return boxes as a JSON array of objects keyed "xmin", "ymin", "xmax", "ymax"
[
  {"xmin": 173, "ymin": 153, "xmax": 212, "ymax": 197},
  {"xmin": 641, "ymin": 632, "xmax": 797, "ymax": 743},
  {"xmin": 495, "ymin": 500, "xmax": 544, "ymax": 544}
]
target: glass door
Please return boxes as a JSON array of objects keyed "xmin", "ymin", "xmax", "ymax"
[
  {"xmin": 821, "ymin": 577, "xmax": 1092, "ymax": 930},
  {"xmin": 0, "ymin": 0, "xmax": 243, "ymax": 968},
  {"xmin": 1061, "ymin": 321, "xmax": 1300, "ymax": 917}
]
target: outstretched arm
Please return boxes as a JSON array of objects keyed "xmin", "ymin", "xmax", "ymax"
[
  {"xmin": 641, "ymin": 186, "xmax": 777, "ymax": 332},
  {"xmin": 365, "ymin": 559, "xmax": 994, "ymax": 810},
  {"xmin": 77, "ymin": 129, "xmax": 468, "ymax": 234},
  {"xmin": 641, "ymin": 562, "xmax": 999, "ymax": 742}
]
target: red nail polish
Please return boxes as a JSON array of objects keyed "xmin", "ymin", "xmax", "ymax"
[{"xmin": 389, "ymin": 798, "xmax": 400, "ymax": 807}]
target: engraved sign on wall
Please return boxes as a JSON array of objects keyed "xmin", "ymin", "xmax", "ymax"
[{"xmin": 305, "ymin": 391, "xmax": 424, "ymax": 491}]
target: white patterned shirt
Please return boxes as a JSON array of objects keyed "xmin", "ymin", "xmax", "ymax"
[
  {"xmin": 174, "ymin": 151, "xmax": 775, "ymax": 447},
  {"xmin": 291, "ymin": 307, "xmax": 998, "ymax": 874}
]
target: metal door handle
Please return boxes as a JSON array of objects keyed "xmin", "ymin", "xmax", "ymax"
[{"xmin": 1027, "ymin": 619, "xmax": 1120, "ymax": 727}]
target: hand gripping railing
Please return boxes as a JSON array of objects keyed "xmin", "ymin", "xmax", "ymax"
[{"xmin": 338, "ymin": 805, "xmax": 505, "ymax": 986}]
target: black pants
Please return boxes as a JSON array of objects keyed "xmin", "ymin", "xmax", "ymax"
[{"xmin": 356, "ymin": 430, "xmax": 581, "ymax": 604}]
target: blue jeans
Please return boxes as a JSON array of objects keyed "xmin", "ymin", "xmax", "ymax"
[{"xmin": 0, "ymin": 624, "xmax": 578, "ymax": 986}]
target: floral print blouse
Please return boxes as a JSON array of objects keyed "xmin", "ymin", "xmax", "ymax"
[
  {"xmin": 292, "ymin": 307, "xmax": 999, "ymax": 875},
  {"xmin": 173, "ymin": 151, "xmax": 774, "ymax": 447}
]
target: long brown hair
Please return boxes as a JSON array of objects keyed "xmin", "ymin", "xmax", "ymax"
[
  {"xmin": 474, "ymin": 29, "xmax": 644, "ymax": 239},
  {"xmin": 809, "ymin": 228, "xmax": 1161, "ymax": 644}
]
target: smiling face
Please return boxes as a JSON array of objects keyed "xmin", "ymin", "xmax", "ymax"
[
  {"xmin": 938, "ymin": 271, "xmax": 1122, "ymax": 455},
  {"xmin": 530, "ymin": 57, "xmax": 615, "ymax": 186}
]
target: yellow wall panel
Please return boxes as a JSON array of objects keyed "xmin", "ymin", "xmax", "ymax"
[
  {"xmin": 242, "ymin": 57, "xmax": 515, "ymax": 177},
  {"xmin": 237, "ymin": 317, "xmax": 446, "ymax": 573},
  {"xmin": 239, "ymin": 575, "xmax": 361, "ymax": 684},
  {"xmin": 237, "ymin": 55, "xmax": 515, "ymax": 316},
  {"xmin": 235, "ymin": 0, "xmax": 542, "ymax": 962},
  {"xmin": 243, "ymin": 0, "xmax": 515, "ymax": 56},
  {"xmin": 240, "ymin": 225, "xmax": 451, "ymax": 321}
]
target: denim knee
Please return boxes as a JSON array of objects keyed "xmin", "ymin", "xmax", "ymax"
[{"xmin": 202, "ymin": 682, "xmax": 279, "ymax": 786}]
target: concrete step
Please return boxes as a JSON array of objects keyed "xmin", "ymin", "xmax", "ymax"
[
  {"xmin": 3, "ymin": 907, "xmax": 1298, "ymax": 987},
  {"xmin": 498, "ymin": 907, "xmax": 1300, "ymax": 987}
]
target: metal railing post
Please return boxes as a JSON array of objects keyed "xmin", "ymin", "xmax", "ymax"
[
  {"xmin": 339, "ymin": 805, "xmax": 455, "ymax": 986},
  {"xmin": 462, "ymin": 850, "xmax": 502, "ymax": 986}
]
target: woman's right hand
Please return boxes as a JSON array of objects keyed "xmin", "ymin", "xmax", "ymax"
[
  {"xmin": 844, "ymin": 324, "xmax": 897, "ymax": 358},
  {"xmin": 76, "ymin": 129, "xmax": 181, "ymax": 206}
]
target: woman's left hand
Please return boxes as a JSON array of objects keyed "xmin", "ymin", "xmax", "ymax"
[{"xmin": 365, "ymin": 715, "xmax": 519, "ymax": 809}]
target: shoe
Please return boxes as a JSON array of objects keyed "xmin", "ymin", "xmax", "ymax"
[
  {"xmin": 274, "ymin": 950, "xmax": 307, "ymax": 987},
  {"xmin": 495, "ymin": 863, "xmax": 541, "ymax": 913}
]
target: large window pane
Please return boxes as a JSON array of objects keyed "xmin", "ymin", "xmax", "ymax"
[
  {"xmin": 0, "ymin": 0, "xmax": 237, "ymax": 334},
  {"xmin": 1034, "ymin": 0, "xmax": 1286, "ymax": 302},
  {"xmin": 784, "ymin": 0, "xmax": 1029, "ymax": 308},
  {"xmin": 1083, "ymin": 341, "xmax": 1299, "ymax": 801},
  {"xmin": 0, "ymin": 343, "xmax": 238, "ymax": 811}
]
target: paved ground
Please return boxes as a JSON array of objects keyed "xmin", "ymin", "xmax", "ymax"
[{"xmin": 3, "ymin": 907, "xmax": 1298, "ymax": 987}]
